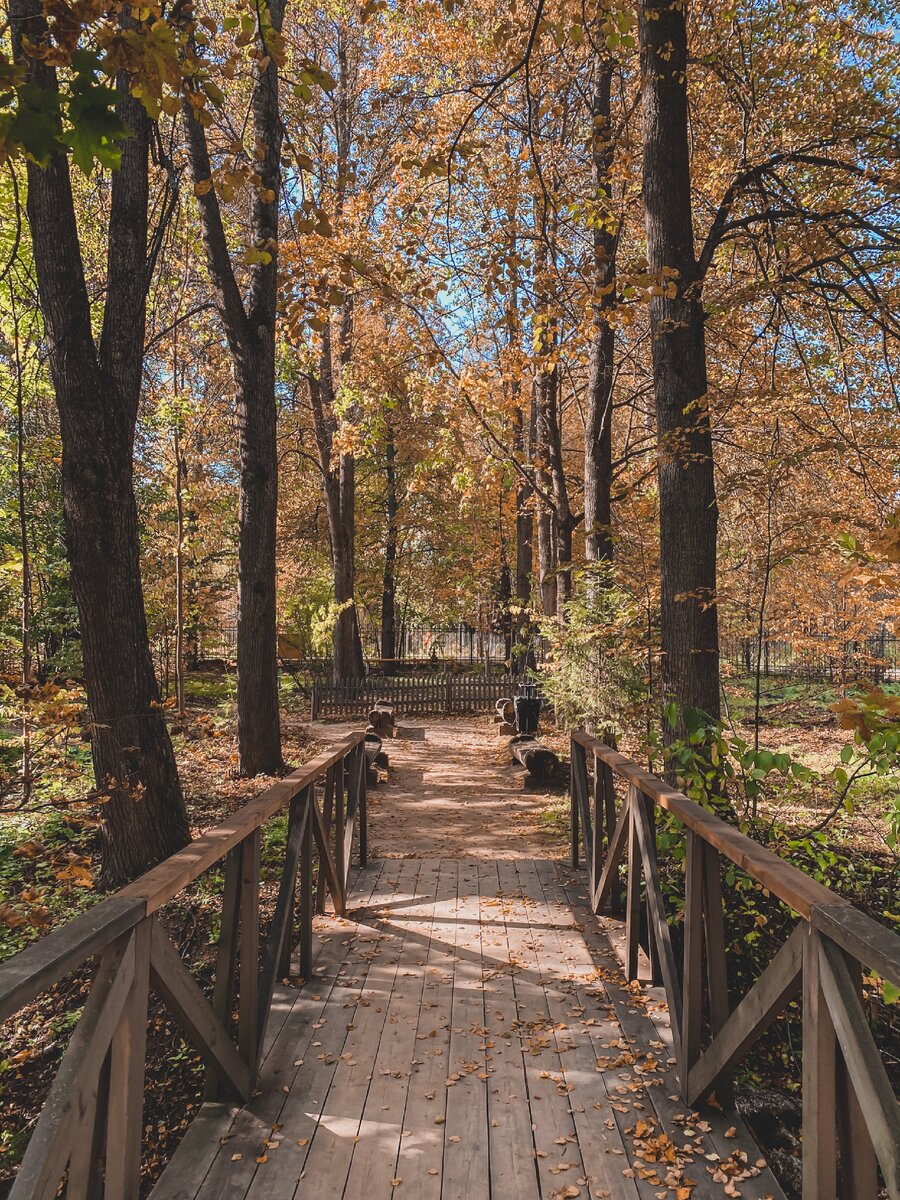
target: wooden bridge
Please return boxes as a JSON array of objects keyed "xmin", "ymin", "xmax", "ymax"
[{"xmin": 1, "ymin": 725, "xmax": 899, "ymax": 1199}]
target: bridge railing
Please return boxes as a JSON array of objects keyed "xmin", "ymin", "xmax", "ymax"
[
  {"xmin": 0, "ymin": 732, "xmax": 368, "ymax": 1200},
  {"xmin": 570, "ymin": 730, "xmax": 900, "ymax": 1200}
]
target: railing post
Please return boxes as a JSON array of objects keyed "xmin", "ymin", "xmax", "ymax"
[
  {"xmin": 591, "ymin": 753, "xmax": 603, "ymax": 893},
  {"xmin": 299, "ymin": 792, "xmax": 313, "ymax": 980},
  {"xmin": 681, "ymin": 830, "xmax": 703, "ymax": 1097},
  {"xmin": 625, "ymin": 786, "xmax": 641, "ymax": 982},
  {"xmin": 335, "ymin": 756, "xmax": 346, "ymax": 902},
  {"xmin": 238, "ymin": 829, "xmax": 261, "ymax": 1079},
  {"xmin": 358, "ymin": 741, "xmax": 368, "ymax": 868},
  {"xmin": 205, "ymin": 843, "xmax": 242, "ymax": 1101},
  {"xmin": 702, "ymin": 842, "xmax": 733, "ymax": 1106},
  {"xmin": 103, "ymin": 918, "xmax": 151, "ymax": 1200},
  {"xmin": 835, "ymin": 952, "xmax": 878, "ymax": 1199},
  {"xmin": 570, "ymin": 736, "xmax": 579, "ymax": 869},
  {"xmin": 803, "ymin": 927, "xmax": 838, "ymax": 1200},
  {"xmin": 311, "ymin": 679, "xmax": 319, "ymax": 721}
]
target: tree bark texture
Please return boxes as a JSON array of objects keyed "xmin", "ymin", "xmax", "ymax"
[
  {"xmin": 12, "ymin": 1, "xmax": 189, "ymax": 885},
  {"xmin": 183, "ymin": 6, "xmax": 285, "ymax": 773},
  {"xmin": 639, "ymin": 0, "xmax": 720, "ymax": 728},
  {"xmin": 583, "ymin": 53, "xmax": 616, "ymax": 575},
  {"xmin": 381, "ymin": 416, "xmax": 398, "ymax": 667}
]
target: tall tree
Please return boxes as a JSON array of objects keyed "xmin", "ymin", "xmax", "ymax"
[
  {"xmin": 639, "ymin": 0, "xmax": 720, "ymax": 729},
  {"xmin": 182, "ymin": 3, "xmax": 286, "ymax": 774},
  {"xmin": 10, "ymin": 1, "xmax": 190, "ymax": 885},
  {"xmin": 583, "ymin": 51, "xmax": 617, "ymax": 577}
]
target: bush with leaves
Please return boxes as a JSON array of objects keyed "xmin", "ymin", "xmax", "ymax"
[{"xmin": 537, "ymin": 565, "xmax": 646, "ymax": 735}]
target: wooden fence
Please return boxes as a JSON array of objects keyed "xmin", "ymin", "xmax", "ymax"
[
  {"xmin": 570, "ymin": 730, "xmax": 900, "ymax": 1199},
  {"xmin": 311, "ymin": 674, "xmax": 518, "ymax": 719},
  {"xmin": 0, "ymin": 732, "xmax": 368, "ymax": 1200}
]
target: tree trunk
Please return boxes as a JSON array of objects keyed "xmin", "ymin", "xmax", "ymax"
[
  {"xmin": 584, "ymin": 53, "xmax": 616, "ymax": 579},
  {"xmin": 639, "ymin": 0, "xmax": 720, "ymax": 730},
  {"xmin": 183, "ymin": 2, "xmax": 285, "ymax": 775},
  {"xmin": 12, "ymin": 1, "xmax": 189, "ymax": 885},
  {"xmin": 381, "ymin": 417, "xmax": 398, "ymax": 668}
]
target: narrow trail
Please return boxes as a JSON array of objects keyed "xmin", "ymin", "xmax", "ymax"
[{"xmin": 311, "ymin": 716, "xmax": 568, "ymax": 860}]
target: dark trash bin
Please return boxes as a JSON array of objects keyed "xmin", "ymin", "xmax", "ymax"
[{"xmin": 513, "ymin": 682, "xmax": 541, "ymax": 736}]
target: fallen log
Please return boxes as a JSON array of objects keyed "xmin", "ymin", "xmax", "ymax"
[{"xmin": 509, "ymin": 735, "xmax": 560, "ymax": 782}]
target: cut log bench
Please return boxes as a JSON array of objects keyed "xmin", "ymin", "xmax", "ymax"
[
  {"xmin": 367, "ymin": 700, "xmax": 395, "ymax": 740},
  {"xmin": 509, "ymin": 734, "xmax": 560, "ymax": 782}
]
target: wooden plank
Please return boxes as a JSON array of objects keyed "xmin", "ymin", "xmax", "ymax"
[
  {"xmin": 9, "ymin": 934, "xmax": 136, "ymax": 1200},
  {"xmin": 392, "ymin": 860, "xmax": 459, "ymax": 1200},
  {"xmin": 239, "ymin": 829, "xmax": 261, "ymax": 1075},
  {"xmin": 817, "ymin": 935, "xmax": 900, "ymax": 1198},
  {"xmin": 687, "ymin": 924, "xmax": 803, "ymax": 1106},
  {"xmin": 298, "ymin": 802, "xmax": 313, "ymax": 981},
  {"xmin": 439, "ymin": 859, "xmax": 490, "ymax": 1200},
  {"xmin": 571, "ymin": 732, "xmax": 890, "ymax": 932},
  {"xmin": 476, "ymin": 861, "xmax": 542, "ymax": 1200},
  {"xmin": 0, "ymin": 895, "xmax": 145, "ymax": 1023},
  {"xmin": 338, "ymin": 860, "xmax": 440, "ymax": 1200},
  {"xmin": 496, "ymin": 860, "xmax": 585, "ymax": 1199},
  {"xmin": 149, "ymin": 918, "xmax": 251, "ymax": 1102},
  {"xmin": 702, "ymin": 842, "xmax": 733, "ymax": 1107},
  {"xmin": 104, "ymin": 918, "xmax": 152, "ymax": 1200}
]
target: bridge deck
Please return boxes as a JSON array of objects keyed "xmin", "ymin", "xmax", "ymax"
[{"xmin": 153, "ymin": 854, "xmax": 784, "ymax": 1200}]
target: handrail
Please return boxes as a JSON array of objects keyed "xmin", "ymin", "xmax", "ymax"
[
  {"xmin": 570, "ymin": 730, "xmax": 900, "ymax": 1200},
  {"xmin": 0, "ymin": 731, "xmax": 368, "ymax": 1199}
]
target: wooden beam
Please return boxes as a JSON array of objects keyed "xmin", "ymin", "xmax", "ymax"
[
  {"xmin": 9, "ymin": 935, "xmax": 136, "ymax": 1200},
  {"xmin": 591, "ymin": 796, "xmax": 629, "ymax": 914},
  {"xmin": 148, "ymin": 918, "xmax": 251, "ymax": 1102},
  {"xmin": 258, "ymin": 794, "xmax": 310, "ymax": 1051},
  {"xmin": 818, "ymin": 936, "xmax": 900, "ymax": 1198},
  {"xmin": 681, "ymin": 830, "xmax": 704, "ymax": 1090},
  {"xmin": 0, "ymin": 895, "xmax": 145, "ymax": 1024},
  {"xmin": 802, "ymin": 927, "xmax": 837, "ymax": 1200},
  {"xmin": 238, "ymin": 829, "xmax": 260, "ymax": 1076},
  {"xmin": 687, "ymin": 924, "xmax": 803, "ymax": 1106},
  {"xmin": 631, "ymin": 790, "xmax": 683, "ymax": 1065},
  {"xmin": 104, "ymin": 918, "xmax": 152, "ymax": 1199}
]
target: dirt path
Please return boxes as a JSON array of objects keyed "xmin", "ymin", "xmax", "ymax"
[{"xmin": 309, "ymin": 716, "xmax": 569, "ymax": 859}]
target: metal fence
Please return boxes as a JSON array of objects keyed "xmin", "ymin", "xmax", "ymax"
[
  {"xmin": 721, "ymin": 634, "xmax": 900, "ymax": 683},
  {"xmin": 311, "ymin": 674, "xmax": 518, "ymax": 719}
]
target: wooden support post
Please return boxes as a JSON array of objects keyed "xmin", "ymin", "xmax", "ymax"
[
  {"xmin": 625, "ymin": 788, "xmax": 641, "ymax": 982},
  {"xmin": 681, "ymin": 830, "xmax": 704, "ymax": 1094},
  {"xmin": 835, "ymin": 953, "xmax": 878, "ymax": 1200},
  {"xmin": 591, "ymin": 753, "xmax": 603, "ymax": 897},
  {"xmin": 65, "ymin": 1048, "xmax": 109, "ymax": 1200},
  {"xmin": 299, "ymin": 795, "xmax": 313, "ymax": 980},
  {"xmin": 334, "ymin": 757, "xmax": 346, "ymax": 901},
  {"xmin": 104, "ymin": 919, "xmax": 151, "ymax": 1200},
  {"xmin": 570, "ymin": 743, "xmax": 579, "ymax": 870},
  {"xmin": 803, "ymin": 928, "xmax": 837, "ymax": 1200},
  {"xmin": 238, "ymin": 830, "xmax": 260, "ymax": 1079},
  {"xmin": 702, "ymin": 842, "xmax": 733, "ymax": 1106},
  {"xmin": 315, "ymin": 769, "xmax": 336, "ymax": 915},
  {"xmin": 358, "ymin": 743, "xmax": 368, "ymax": 869},
  {"xmin": 205, "ymin": 844, "xmax": 241, "ymax": 1101}
]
